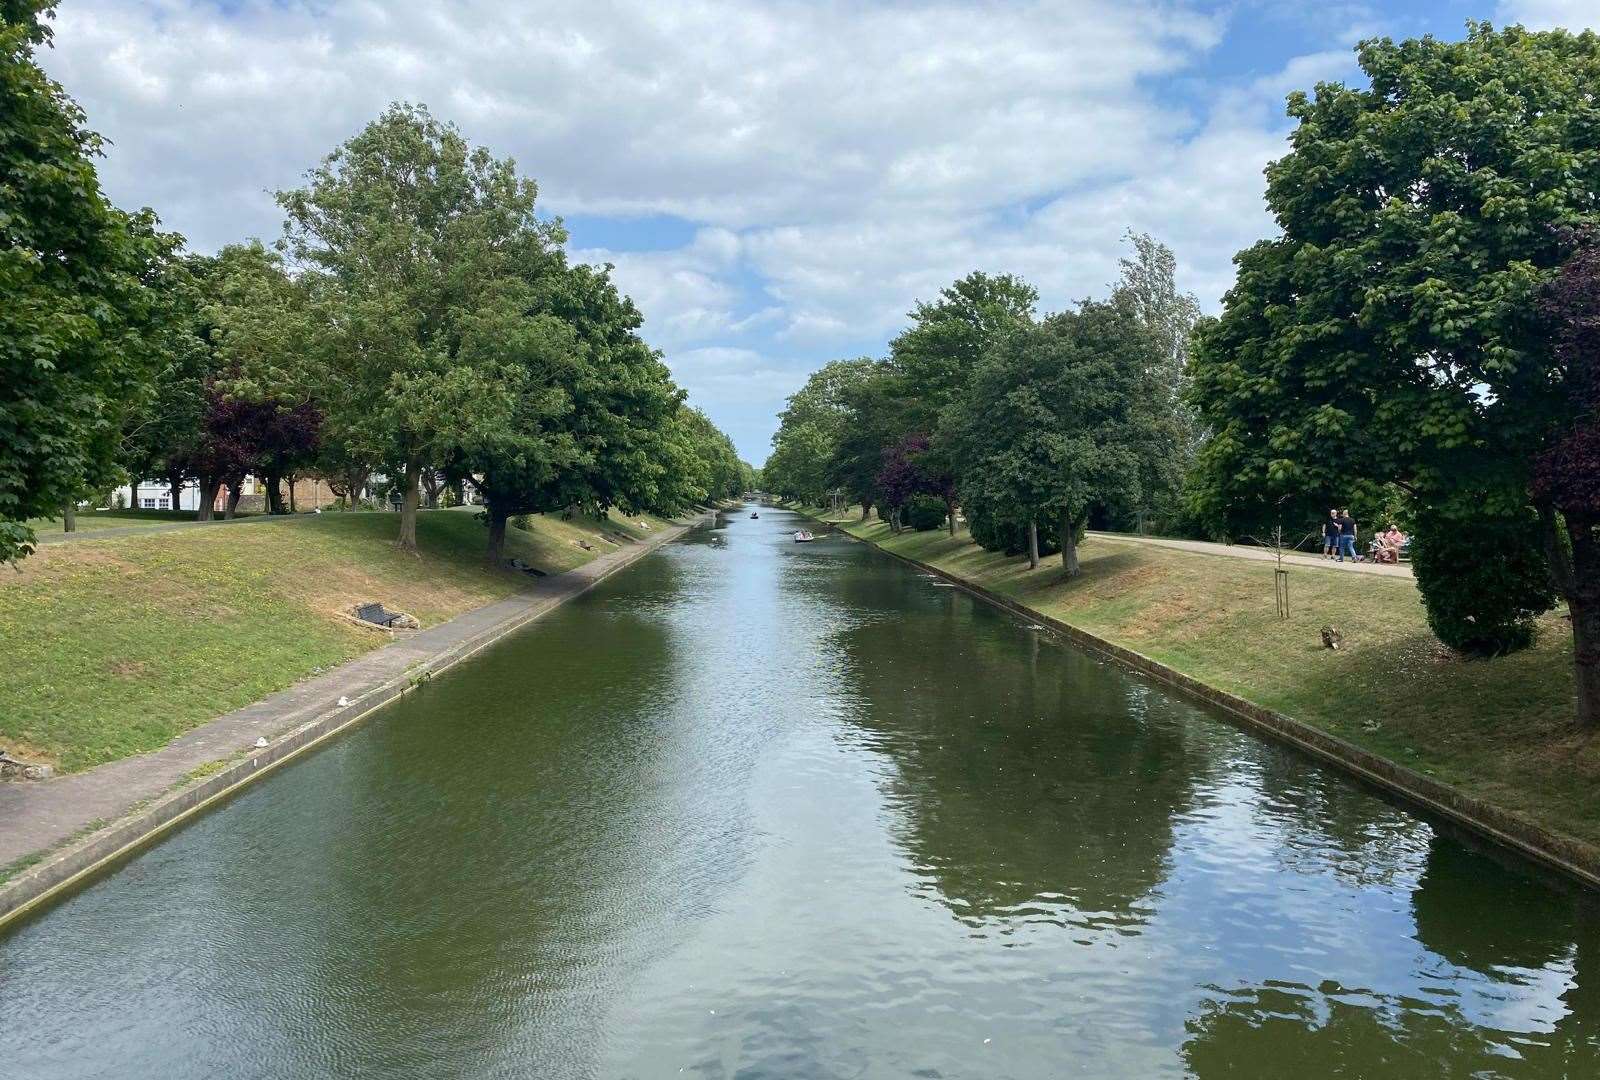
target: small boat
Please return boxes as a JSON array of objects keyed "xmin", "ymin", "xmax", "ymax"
[
  {"xmin": 793, "ymin": 530, "xmax": 815, "ymax": 543},
  {"xmin": 750, "ymin": 512, "xmax": 759, "ymax": 519}
]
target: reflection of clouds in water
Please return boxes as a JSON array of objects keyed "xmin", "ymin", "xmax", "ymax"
[{"xmin": 13, "ymin": 502, "xmax": 1596, "ymax": 1079}]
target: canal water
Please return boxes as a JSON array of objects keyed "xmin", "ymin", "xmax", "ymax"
[{"xmin": 2, "ymin": 506, "xmax": 1597, "ymax": 1078}]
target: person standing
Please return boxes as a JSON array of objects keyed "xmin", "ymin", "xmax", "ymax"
[
  {"xmin": 1322, "ymin": 509, "xmax": 1340, "ymax": 559},
  {"xmin": 1337, "ymin": 508, "xmax": 1358, "ymax": 562}
]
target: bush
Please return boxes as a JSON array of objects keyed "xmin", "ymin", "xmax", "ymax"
[
  {"xmin": 906, "ymin": 494, "xmax": 947, "ymax": 531},
  {"xmin": 966, "ymin": 501, "xmax": 1061, "ymax": 557},
  {"xmin": 1410, "ymin": 502, "xmax": 1557, "ymax": 655}
]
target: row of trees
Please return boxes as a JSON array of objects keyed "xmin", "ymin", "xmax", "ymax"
[
  {"xmin": 2, "ymin": 3, "xmax": 749, "ymax": 566},
  {"xmin": 764, "ymin": 233, "xmax": 1199, "ymax": 575},
  {"xmin": 767, "ymin": 24, "xmax": 1600, "ymax": 728}
]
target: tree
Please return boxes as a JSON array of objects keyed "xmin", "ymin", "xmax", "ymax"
[
  {"xmin": 764, "ymin": 357, "xmax": 877, "ymax": 505},
  {"xmin": 890, "ymin": 272, "xmax": 1038, "ymax": 534},
  {"xmin": 1, "ymin": 1, "xmax": 180, "ymax": 560},
  {"xmin": 468, "ymin": 261, "xmax": 688, "ymax": 562},
  {"xmin": 876, "ymin": 434, "xmax": 956, "ymax": 533},
  {"xmin": 274, "ymin": 103, "xmax": 566, "ymax": 551},
  {"xmin": 1534, "ymin": 228, "xmax": 1600, "ymax": 723},
  {"xmin": 1109, "ymin": 232, "xmax": 1201, "ymax": 532},
  {"xmin": 1186, "ymin": 24, "xmax": 1600, "ymax": 723},
  {"xmin": 949, "ymin": 300, "xmax": 1157, "ymax": 575},
  {"xmin": 118, "ymin": 252, "xmax": 210, "ymax": 514}
]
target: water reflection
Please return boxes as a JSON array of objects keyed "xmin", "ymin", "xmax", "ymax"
[{"xmin": 2, "ymin": 506, "xmax": 1599, "ymax": 1078}]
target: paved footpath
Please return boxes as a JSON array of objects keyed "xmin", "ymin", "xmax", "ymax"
[
  {"xmin": 0, "ymin": 515, "xmax": 704, "ymax": 882},
  {"xmin": 1087, "ymin": 531, "xmax": 1415, "ymax": 579}
]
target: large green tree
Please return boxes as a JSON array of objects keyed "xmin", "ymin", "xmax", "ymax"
[
  {"xmin": 948, "ymin": 299, "xmax": 1162, "ymax": 575},
  {"xmin": 1109, "ymin": 232, "xmax": 1201, "ymax": 531},
  {"xmin": 1187, "ymin": 24, "xmax": 1600, "ymax": 724},
  {"xmin": 273, "ymin": 103, "xmax": 566, "ymax": 550},
  {"xmin": 469, "ymin": 261, "xmax": 689, "ymax": 560},
  {"xmin": 1, "ymin": 0, "xmax": 180, "ymax": 560},
  {"xmin": 765, "ymin": 357, "xmax": 877, "ymax": 505},
  {"xmin": 891, "ymin": 271, "xmax": 1038, "ymax": 533}
]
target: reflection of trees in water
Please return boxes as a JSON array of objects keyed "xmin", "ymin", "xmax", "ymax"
[
  {"xmin": 243, "ymin": 552, "xmax": 728, "ymax": 1077},
  {"xmin": 1410, "ymin": 835, "xmax": 1600, "ymax": 1071},
  {"xmin": 1245, "ymin": 743, "xmax": 1434, "ymax": 891},
  {"xmin": 1181, "ymin": 979, "xmax": 1544, "ymax": 1079},
  {"xmin": 1181, "ymin": 835, "xmax": 1600, "ymax": 1077},
  {"xmin": 834, "ymin": 599, "xmax": 1207, "ymax": 929}
]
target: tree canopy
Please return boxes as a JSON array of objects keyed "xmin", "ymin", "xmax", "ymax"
[
  {"xmin": 1187, "ymin": 23, "xmax": 1600, "ymax": 722},
  {"xmin": 1, "ymin": 0, "xmax": 182, "ymax": 560}
]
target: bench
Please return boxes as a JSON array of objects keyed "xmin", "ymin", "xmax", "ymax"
[{"xmin": 356, "ymin": 601, "xmax": 400, "ymax": 627}]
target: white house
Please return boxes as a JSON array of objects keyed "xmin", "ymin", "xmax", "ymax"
[{"xmin": 110, "ymin": 476, "xmax": 260, "ymax": 512}]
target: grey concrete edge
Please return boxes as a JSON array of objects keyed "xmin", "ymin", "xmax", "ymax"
[
  {"xmin": 0, "ymin": 515, "xmax": 703, "ymax": 930},
  {"xmin": 812, "ymin": 512, "xmax": 1600, "ymax": 892}
]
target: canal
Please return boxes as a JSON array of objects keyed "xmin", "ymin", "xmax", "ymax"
[{"xmin": 2, "ymin": 506, "xmax": 1597, "ymax": 1078}]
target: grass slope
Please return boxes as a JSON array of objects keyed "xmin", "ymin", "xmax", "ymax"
[
  {"xmin": 0, "ymin": 508, "xmax": 667, "ymax": 771},
  {"xmin": 25, "ymin": 509, "xmax": 242, "ymax": 535},
  {"xmin": 813, "ymin": 509, "xmax": 1599, "ymax": 847}
]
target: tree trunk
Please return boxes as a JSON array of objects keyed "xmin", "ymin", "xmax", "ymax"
[
  {"xmin": 486, "ymin": 505, "xmax": 509, "ymax": 564},
  {"xmin": 287, "ymin": 474, "xmax": 297, "ymax": 514},
  {"xmin": 422, "ymin": 470, "xmax": 441, "ymax": 510},
  {"xmin": 861, "ymin": 501, "xmax": 872, "ymax": 523},
  {"xmin": 225, "ymin": 479, "xmax": 243, "ymax": 519},
  {"xmin": 946, "ymin": 496, "xmax": 958, "ymax": 536},
  {"xmin": 1541, "ymin": 505, "xmax": 1600, "ymax": 730},
  {"xmin": 345, "ymin": 467, "xmax": 368, "ymax": 510},
  {"xmin": 197, "ymin": 477, "xmax": 221, "ymax": 522},
  {"xmin": 1060, "ymin": 514, "xmax": 1080, "ymax": 576},
  {"xmin": 1028, "ymin": 519, "xmax": 1039, "ymax": 570},
  {"xmin": 397, "ymin": 458, "xmax": 422, "ymax": 551},
  {"xmin": 169, "ymin": 475, "xmax": 183, "ymax": 512},
  {"xmin": 1568, "ymin": 513, "xmax": 1600, "ymax": 730},
  {"xmin": 129, "ymin": 480, "xmax": 139, "ymax": 511},
  {"xmin": 1574, "ymin": 597, "xmax": 1600, "ymax": 731},
  {"xmin": 261, "ymin": 468, "xmax": 282, "ymax": 514},
  {"xmin": 62, "ymin": 502, "xmax": 77, "ymax": 533}
]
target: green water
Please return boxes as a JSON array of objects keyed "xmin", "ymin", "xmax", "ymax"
[{"xmin": 2, "ymin": 506, "xmax": 1597, "ymax": 1078}]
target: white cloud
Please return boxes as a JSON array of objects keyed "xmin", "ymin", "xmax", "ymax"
[
  {"xmin": 43, "ymin": 0, "xmax": 1222, "ymax": 248},
  {"xmin": 32, "ymin": 0, "xmax": 1372, "ymax": 459},
  {"xmin": 1497, "ymin": 0, "xmax": 1600, "ymax": 29}
]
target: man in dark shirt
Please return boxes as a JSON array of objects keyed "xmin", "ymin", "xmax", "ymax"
[
  {"xmin": 1322, "ymin": 509, "xmax": 1340, "ymax": 559},
  {"xmin": 1337, "ymin": 509, "xmax": 1357, "ymax": 562}
]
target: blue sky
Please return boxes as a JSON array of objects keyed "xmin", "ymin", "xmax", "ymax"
[{"xmin": 37, "ymin": 0, "xmax": 1596, "ymax": 464}]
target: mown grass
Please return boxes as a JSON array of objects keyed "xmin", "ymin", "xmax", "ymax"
[
  {"xmin": 0, "ymin": 508, "xmax": 668, "ymax": 772},
  {"xmin": 26, "ymin": 508, "xmax": 228, "ymax": 535},
  {"xmin": 808, "ymin": 508, "xmax": 1600, "ymax": 848}
]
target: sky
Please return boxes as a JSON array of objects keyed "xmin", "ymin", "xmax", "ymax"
[{"xmin": 34, "ymin": 0, "xmax": 1599, "ymax": 464}]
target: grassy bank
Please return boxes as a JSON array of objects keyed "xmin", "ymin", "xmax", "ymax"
[
  {"xmin": 0, "ymin": 508, "xmax": 668, "ymax": 772},
  {"xmin": 25, "ymin": 508, "xmax": 251, "ymax": 535},
  {"xmin": 806, "ymin": 508, "xmax": 1600, "ymax": 848}
]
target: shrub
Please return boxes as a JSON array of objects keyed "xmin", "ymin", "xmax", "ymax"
[
  {"xmin": 966, "ymin": 501, "xmax": 1061, "ymax": 557},
  {"xmin": 906, "ymin": 494, "xmax": 947, "ymax": 531},
  {"xmin": 1410, "ymin": 501, "xmax": 1556, "ymax": 655}
]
